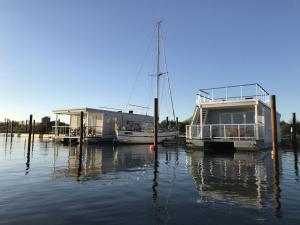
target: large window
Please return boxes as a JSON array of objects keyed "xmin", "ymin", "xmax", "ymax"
[{"xmin": 220, "ymin": 112, "xmax": 254, "ymax": 124}]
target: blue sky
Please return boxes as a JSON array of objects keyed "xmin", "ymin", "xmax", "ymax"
[{"xmin": 0, "ymin": 0, "xmax": 299, "ymax": 122}]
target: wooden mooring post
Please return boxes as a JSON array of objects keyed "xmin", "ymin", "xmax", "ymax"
[
  {"xmin": 10, "ymin": 120, "xmax": 14, "ymax": 141},
  {"xmin": 77, "ymin": 111, "xmax": 84, "ymax": 181},
  {"xmin": 292, "ymin": 113, "xmax": 297, "ymax": 148},
  {"xmin": 80, "ymin": 111, "xmax": 84, "ymax": 148},
  {"xmin": 27, "ymin": 115, "xmax": 33, "ymax": 151},
  {"xmin": 176, "ymin": 117, "xmax": 178, "ymax": 129},
  {"xmin": 270, "ymin": 95, "xmax": 278, "ymax": 154},
  {"xmin": 5, "ymin": 119, "xmax": 9, "ymax": 140},
  {"xmin": 166, "ymin": 116, "xmax": 169, "ymax": 129},
  {"xmin": 154, "ymin": 98, "xmax": 158, "ymax": 156},
  {"xmin": 270, "ymin": 95, "xmax": 281, "ymax": 217}
]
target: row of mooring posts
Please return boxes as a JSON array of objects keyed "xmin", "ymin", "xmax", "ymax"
[
  {"xmin": 4, "ymin": 119, "xmax": 14, "ymax": 141},
  {"xmin": 4, "ymin": 119, "xmax": 32, "ymax": 141}
]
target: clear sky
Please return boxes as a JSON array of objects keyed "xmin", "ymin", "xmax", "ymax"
[{"xmin": 0, "ymin": 0, "xmax": 299, "ymax": 122}]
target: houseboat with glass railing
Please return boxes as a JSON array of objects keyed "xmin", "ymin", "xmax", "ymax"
[
  {"xmin": 186, "ymin": 83, "xmax": 281, "ymax": 151},
  {"xmin": 52, "ymin": 107, "xmax": 152, "ymax": 143}
]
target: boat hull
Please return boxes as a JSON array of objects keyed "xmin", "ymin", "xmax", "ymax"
[{"xmin": 116, "ymin": 130, "xmax": 178, "ymax": 144}]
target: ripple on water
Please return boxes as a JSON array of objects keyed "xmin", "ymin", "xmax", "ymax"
[{"xmin": 0, "ymin": 137, "xmax": 299, "ymax": 225}]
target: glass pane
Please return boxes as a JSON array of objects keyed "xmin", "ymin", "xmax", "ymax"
[
  {"xmin": 246, "ymin": 112, "xmax": 254, "ymax": 124},
  {"xmin": 233, "ymin": 113, "xmax": 243, "ymax": 124},
  {"xmin": 220, "ymin": 113, "xmax": 231, "ymax": 124}
]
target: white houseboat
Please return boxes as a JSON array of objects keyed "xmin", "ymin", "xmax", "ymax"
[
  {"xmin": 52, "ymin": 107, "xmax": 152, "ymax": 143},
  {"xmin": 186, "ymin": 83, "xmax": 281, "ymax": 151}
]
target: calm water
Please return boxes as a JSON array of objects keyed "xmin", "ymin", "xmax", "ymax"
[{"xmin": 0, "ymin": 136, "xmax": 299, "ymax": 225}]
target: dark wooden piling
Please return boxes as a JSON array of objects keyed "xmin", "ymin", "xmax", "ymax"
[
  {"xmin": 270, "ymin": 95, "xmax": 278, "ymax": 152},
  {"xmin": 154, "ymin": 98, "xmax": 158, "ymax": 155},
  {"xmin": 270, "ymin": 95, "xmax": 281, "ymax": 217},
  {"xmin": 77, "ymin": 111, "xmax": 84, "ymax": 181},
  {"xmin": 10, "ymin": 120, "xmax": 14, "ymax": 141},
  {"xmin": 27, "ymin": 115, "xmax": 33, "ymax": 151},
  {"xmin": 80, "ymin": 111, "xmax": 84, "ymax": 148},
  {"xmin": 176, "ymin": 117, "xmax": 178, "ymax": 129},
  {"xmin": 292, "ymin": 113, "xmax": 297, "ymax": 148},
  {"xmin": 5, "ymin": 119, "xmax": 9, "ymax": 140},
  {"xmin": 166, "ymin": 116, "xmax": 169, "ymax": 129}
]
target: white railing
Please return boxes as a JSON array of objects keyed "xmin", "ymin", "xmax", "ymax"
[
  {"xmin": 53, "ymin": 126, "xmax": 103, "ymax": 137},
  {"xmin": 186, "ymin": 124, "xmax": 264, "ymax": 140},
  {"xmin": 197, "ymin": 83, "xmax": 269, "ymax": 105}
]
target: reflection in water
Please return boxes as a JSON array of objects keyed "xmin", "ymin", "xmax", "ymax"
[
  {"xmin": 152, "ymin": 157, "xmax": 159, "ymax": 202},
  {"xmin": 272, "ymin": 151, "xmax": 281, "ymax": 218},
  {"xmin": 186, "ymin": 151, "xmax": 276, "ymax": 208},
  {"xmin": 25, "ymin": 147, "xmax": 30, "ymax": 175},
  {"xmin": 293, "ymin": 146, "xmax": 299, "ymax": 180},
  {"xmin": 3, "ymin": 136, "xmax": 300, "ymax": 224},
  {"xmin": 4, "ymin": 137, "xmax": 8, "ymax": 159},
  {"xmin": 52, "ymin": 144, "xmax": 154, "ymax": 181},
  {"xmin": 77, "ymin": 144, "xmax": 84, "ymax": 182}
]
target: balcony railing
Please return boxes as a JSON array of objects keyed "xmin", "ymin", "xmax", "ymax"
[
  {"xmin": 186, "ymin": 124, "xmax": 264, "ymax": 140},
  {"xmin": 53, "ymin": 126, "xmax": 103, "ymax": 137},
  {"xmin": 197, "ymin": 83, "xmax": 269, "ymax": 105}
]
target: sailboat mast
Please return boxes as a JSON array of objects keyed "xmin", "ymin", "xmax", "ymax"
[
  {"xmin": 156, "ymin": 22, "xmax": 161, "ymax": 100},
  {"xmin": 156, "ymin": 21, "xmax": 161, "ymax": 115}
]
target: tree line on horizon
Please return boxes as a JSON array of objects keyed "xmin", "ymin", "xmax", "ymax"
[
  {"xmin": 0, "ymin": 118, "xmax": 298, "ymax": 137},
  {"xmin": 0, "ymin": 120, "xmax": 67, "ymax": 134}
]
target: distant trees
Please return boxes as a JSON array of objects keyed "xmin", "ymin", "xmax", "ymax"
[
  {"xmin": 159, "ymin": 117, "xmax": 192, "ymax": 134},
  {"xmin": 280, "ymin": 120, "xmax": 300, "ymax": 137},
  {"xmin": 0, "ymin": 120, "xmax": 68, "ymax": 134}
]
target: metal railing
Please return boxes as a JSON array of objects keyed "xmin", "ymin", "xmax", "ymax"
[
  {"xmin": 197, "ymin": 83, "xmax": 269, "ymax": 105},
  {"xmin": 53, "ymin": 126, "xmax": 103, "ymax": 137},
  {"xmin": 186, "ymin": 124, "xmax": 264, "ymax": 140}
]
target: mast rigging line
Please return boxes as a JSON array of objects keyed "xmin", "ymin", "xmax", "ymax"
[
  {"xmin": 125, "ymin": 30, "xmax": 156, "ymax": 112},
  {"xmin": 128, "ymin": 104, "xmax": 151, "ymax": 109},
  {"xmin": 161, "ymin": 32, "xmax": 176, "ymax": 121}
]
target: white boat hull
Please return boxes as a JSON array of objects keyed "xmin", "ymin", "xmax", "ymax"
[{"xmin": 116, "ymin": 130, "xmax": 178, "ymax": 144}]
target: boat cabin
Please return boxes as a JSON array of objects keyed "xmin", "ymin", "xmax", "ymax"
[
  {"xmin": 52, "ymin": 107, "xmax": 153, "ymax": 143},
  {"xmin": 186, "ymin": 83, "xmax": 281, "ymax": 150}
]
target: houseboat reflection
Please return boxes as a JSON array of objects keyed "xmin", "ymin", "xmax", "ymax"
[
  {"xmin": 52, "ymin": 144, "xmax": 154, "ymax": 180},
  {"xmin": 186, "ymin": 150, "xmax": 279, "ymax": 208}
]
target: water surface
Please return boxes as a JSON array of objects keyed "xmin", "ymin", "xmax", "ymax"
[{"xmin": 0, "ymin": 136, "xmax": 299, "ymax": 225}]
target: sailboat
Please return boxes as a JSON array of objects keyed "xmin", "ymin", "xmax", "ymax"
[{"xmin": 116, "ymin": 22, "xmax": 179, "ymax": 144}]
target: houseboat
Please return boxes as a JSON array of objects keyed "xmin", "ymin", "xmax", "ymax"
[
  {"xmin": 52, "ymin": 107, "xmax": 152, "ymax": 143},
  {"xmin": 186, "ymin": 83, "xmax": 281, "ymax": 151}
]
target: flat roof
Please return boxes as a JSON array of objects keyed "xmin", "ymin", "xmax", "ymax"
[{"xmin": 53, "ymin": 107, "xmax": 153, "ymax": 117}]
